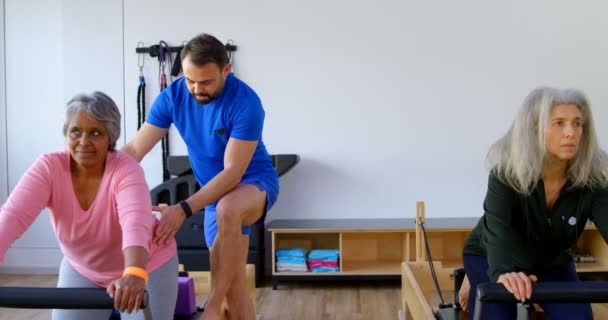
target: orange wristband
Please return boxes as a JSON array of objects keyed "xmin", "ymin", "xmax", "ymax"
[{"xmin": 123, "ymin": 267, "xmax": 148, "ymax": 284}]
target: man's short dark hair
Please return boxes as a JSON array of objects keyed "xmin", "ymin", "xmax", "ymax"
[{"xmin": 181, "ymin": 33, "xmax": 228, "ymax": 68}]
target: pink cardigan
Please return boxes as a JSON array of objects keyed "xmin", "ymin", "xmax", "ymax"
[{"xmin": 0, "ymin": 150, "xmax": 176, "ymax": 286}]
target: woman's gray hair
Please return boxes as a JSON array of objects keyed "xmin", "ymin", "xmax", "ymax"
[
  {"xmin": 487, "ymin": 86, "xmax": 608, "ymax": 194},
  {"xmin": 62, "ymin": 91, "xmax": 121, "ymax": 151}
]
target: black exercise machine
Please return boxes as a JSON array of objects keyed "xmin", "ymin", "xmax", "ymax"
[
  {"xmin": 473, "ymin": 281, "xmax": 608, "ymax": 320},
  {"xmin": 0, "ymin": 287, "xmax": 151, "ymax": 319}
]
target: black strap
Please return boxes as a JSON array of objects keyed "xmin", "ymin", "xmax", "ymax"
[
  {"xmin": 136, "ymin": 42, "xmax": 147, "ymax": 130},
  {"xmin": 170, "ymin": 46, "xmax": 183, "ymax": 77},
  {"xmin": 158, "ymin": 41, "xmax": 172, "ymax": 181},
  {"xmin": 419, "ymin": 221, "xmax": 451, "ymax": 308},
  {"xmin": 161, "ymin": 134, "xmax": 170, "ymax": 181},
  {"xmin": 137, "ymin": 76, "xmax": 146, "ymax": 130},
  {"xmin": 178, "ymin": 200, "xmax": 193, "ymax": 218}
]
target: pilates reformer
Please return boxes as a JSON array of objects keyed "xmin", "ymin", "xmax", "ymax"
[
  {"xmin": 402, "ymin": 202, "xmax": 608, "ymax": 320},
  {"xmin": 0, "ymin": 287, "xmax": 151, "ymax": 319},
  {"xmin": 469, "ymin": 281, "xmax": 608, "ymax": 320}
]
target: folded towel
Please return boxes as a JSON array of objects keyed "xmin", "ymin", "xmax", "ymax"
[
  {"xmin": 310, "ymin": 266, "xmax": 339, "ymax": 273},
  {"xmin": 308, "ymin": 260, "xmax": 339, "ymax": 268},
  {"xmin": 276, "ymin": 248, "xmax": 307, "ymax": 258},
  {"xmin": 276, "ymin": 257, "xmax": 307, "ymax": 264},
  {"xmin": 276, "ymin": 263, "xmax": 308, "ymax": 272},
  {"xmin": 308, "ymin": 249, "xmax": 340, "ymax": 260}
]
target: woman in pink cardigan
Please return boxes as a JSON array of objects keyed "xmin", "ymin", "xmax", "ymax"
[{"xmin": 0, "ymin": 92, "xmax": 178, "ymax": 320}]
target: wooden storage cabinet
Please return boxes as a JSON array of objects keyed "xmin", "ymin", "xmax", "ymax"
[
  {"xmin": 341, "ymin": 232, "xmax": 409, "ymax": 275},
  {"xmin": 269, "ymin": 219, "xmax": 413, "ymax": 289},
  {"xmin": 575, "ymin": 228, "xmax": 608, "ymax": 273},
  {"xmin": 273, "ymin": 232, "xmax": 340, "ymax": 276},
  {"xmin": 274, "ymin": 232, "xmax": 340, "ymax": 253},
  {"xmin": 417, "ymin": 228, "xmax": 470, "ymax": 269},
  {"xmin": 270, "ymin": 218, "xmax": 608, "ymax": 294}
]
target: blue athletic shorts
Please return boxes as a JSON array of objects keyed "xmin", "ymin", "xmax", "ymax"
[{"xmin": 203, "ymin": 175, "xmax": 279, "ymax": 247}]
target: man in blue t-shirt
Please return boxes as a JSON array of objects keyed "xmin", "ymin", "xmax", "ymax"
[{"xmin": 122, "ymin": 33, "xmax": 278, "ymax": 320}]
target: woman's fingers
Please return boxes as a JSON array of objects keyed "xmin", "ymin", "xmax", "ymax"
[
  {"xmin": 126, "ymin": 288, "xmax": 141, "ymax": 314},
  {"xmin": 106, "ymin": 282, "xmax": 116, "ymax": 298},
  {"xmin": 498, "ymin": 273, "xmax": 520, "ymax": 301},
  {"xmin": 113, "ymin": 283, "xmax": 123, "ymax": 311},
  {"xmin": 509, "ymin": 274, "xmax": 523, "ymax": 301},
  {"xmin": 515, "ymin": 272, "xmax": 531, "ymax": 301},
  {"xmin": 132, "ymin": 291, "xmax": 143, "ymax": 313},
  {"xmin": 111, "ymin": 275, "xmax": 147, "ymax": 313},
  {"xmin": 459, "ymin": 290, "xmax": 469, "ymax": 311},
  {"xmin": 520, "ymin": 272, "xmax": 534, "ymax": 300},
  {"xmin": 458, "ymin": 275, "xmax": 470, "ymax": 311},
  {"xmin": 497, "ymin": 274, "xmax": 514, "ymax": 295},
  {"xmin": 498, "ymin": 272, "xmax": 537, "ymax": 302}
]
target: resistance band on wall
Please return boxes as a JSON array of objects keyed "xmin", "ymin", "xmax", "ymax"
[
  {"xmin": 136, "ymin": 42, "xmax": 146, "ymax": 130},
  {"xmin": 158, "ymin": 41, "xmax": 173, "ymax": 181}
]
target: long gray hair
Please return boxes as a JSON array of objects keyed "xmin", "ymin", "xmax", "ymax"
[
  {"xmin": 487, "ymin": 86, "xmax": 608, "ymax": 194},
  {"xmin": 62, "ymin": 92, "xmax": 121, "ymax": 151}
]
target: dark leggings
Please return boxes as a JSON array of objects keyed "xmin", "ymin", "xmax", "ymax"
[{"xmin": 463, "ymin": 255, "xmax": 593, "ymax": 320}]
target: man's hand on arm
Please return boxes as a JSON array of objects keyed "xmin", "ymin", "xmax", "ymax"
[
  {"xmin": 153, "ymin": 138, "xmax": 258, "ymax": 245},
  {"xmin": 152, "ymin": 204, "xmax": 188, "ymax": 246}
]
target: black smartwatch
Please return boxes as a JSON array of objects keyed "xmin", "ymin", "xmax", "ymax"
[{"xmin": 178, "ymin": 200, "xmax": 193, "ymax": 218}]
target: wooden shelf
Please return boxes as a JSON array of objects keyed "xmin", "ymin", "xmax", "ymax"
[
  {"xmin": 575, "ymin": 262, "xmax": 608, "ymax": 273},
  {"xmin": 273, "ymin": 261, "xmax": 402, "ymax": 276},
  {"xmin": 341, "ymin": 232, "xmax": 407, "ymax": 263},
  {"xmin": 269, "ymin": 217, "xmax": 608, "ymax": 293},
  {"xmin": 274, "ymin": 232, "xmax": 339, "ymax": 252},
  {"xmin": 341, "ymin": 260, "xmax": 401, "ymax": 275},
  {"xmin": 272, "ymin": 271, "xmax": 338, "ymax": 276},
  {"xmin": 438, "ymin": 259, "xmax": 463, "ymax": 269}
]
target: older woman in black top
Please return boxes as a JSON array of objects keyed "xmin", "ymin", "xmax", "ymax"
[{"xmin": 461, "ymin": 86, "xmax": 608, "ymax": 319}]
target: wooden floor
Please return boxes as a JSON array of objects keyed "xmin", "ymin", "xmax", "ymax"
[{"xmin": 0, "ymin": 274, "xmax": 401, "ymax": 320}]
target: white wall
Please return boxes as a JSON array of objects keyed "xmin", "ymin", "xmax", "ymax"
[
  {"xmin": 1, "ymin": 0, "xmax": 123, "ymax": 272},
  {"xmin": 124, "ymin": 0, "xmax": 608, "ymax": 219},
  {"xmin": 2, "ymin": 0, "xmax": 63, "ymax": 272},
  {"xmin": 0, "ymin": 0, "xmax": 7, "ymax": 204},
  {"xmin": 62, "ymin": 0, "xmax": 124, "ymax": 114},
  {"xmin": 2, "ymin": 0, "xmax": 608, "ymax": 271}
]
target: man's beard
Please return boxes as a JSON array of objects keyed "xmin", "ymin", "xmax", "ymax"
[
  {"xmin": 193, "ymin": 92, "xmax": 215, "ymax": 104},
  {"xmin": 192, "ymin": 81, "xmax": 224, "ymax": 105}
]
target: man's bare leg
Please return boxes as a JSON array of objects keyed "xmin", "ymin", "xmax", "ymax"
[
  {"xmin": 224, "ymin": 234, "xmax": 255, "ymax": 320},
  {"xmin": 201, "ymin": 184, "xmax": 265, "ymax": 320}
]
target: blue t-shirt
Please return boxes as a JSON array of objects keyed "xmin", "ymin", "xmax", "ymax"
[{"xmin": 147, "ymin": 73, "xmax": 277, "ymax": 190}]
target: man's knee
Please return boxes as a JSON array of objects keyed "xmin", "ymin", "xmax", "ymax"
[{"xmin": 216, "ymin": 200, "xmax": 242, "ymax": 229}]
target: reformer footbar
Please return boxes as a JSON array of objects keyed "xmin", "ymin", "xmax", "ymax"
[
  {"xmin": 0, "ymin": 287, "xmax": 152, "ymax": 320},
  {"xmin": 474, "ymin": 281, "xmax": 608, "ymax": 320}
]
